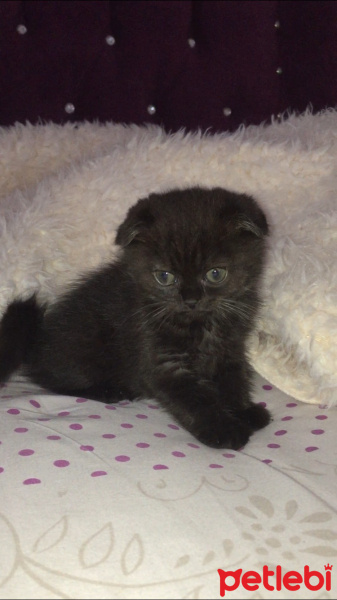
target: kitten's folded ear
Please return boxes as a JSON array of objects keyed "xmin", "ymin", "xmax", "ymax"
[
  {"xmin": 115, "ymin": 199, "xmax": 155, "ymax": 247},
  {"xmin": 234, "ymin": 210, "xmax": 269, "ymax": 238},
  {"xmin": 219, "ymin": 192, "xmax": 269, "ymax": 239}
]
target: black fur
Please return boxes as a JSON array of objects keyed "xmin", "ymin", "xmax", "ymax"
[{"xmin": 0, "ymin": 187, "xmax": 271, "ymax": 448}]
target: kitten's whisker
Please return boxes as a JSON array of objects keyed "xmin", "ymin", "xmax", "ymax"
[
  {"xmin": 156, "ymin": 310, "xmax": 173, "ymax": 331},
  {"xmin": 216, "ymin": 299, "xmax": 256, "ymax": 323},
  {"xmin": 123, "ymin": 302, "xmax": 166, "ymax": 327},
  {"xmin": 141, "ymin": 303, "xmax": 170, "ymax": 330}
]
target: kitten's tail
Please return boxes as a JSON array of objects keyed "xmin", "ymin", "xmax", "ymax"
[{"xmin": 0, "ymin": 294, "xmax": 45, "ymax": 382}]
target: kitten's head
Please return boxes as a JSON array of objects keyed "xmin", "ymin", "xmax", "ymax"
[{"xmin": 115, "ymin": 187, "xmax": 268, "ymax": 328}]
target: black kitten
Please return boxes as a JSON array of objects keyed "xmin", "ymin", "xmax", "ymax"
[{"xmin": 0, "ymin": 187, "xmax": 271, "ymax": 448}]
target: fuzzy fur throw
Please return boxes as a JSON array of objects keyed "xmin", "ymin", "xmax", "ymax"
[{"xmin": 0, "ymin": 111, "xmax": 336, "ymax": 406}]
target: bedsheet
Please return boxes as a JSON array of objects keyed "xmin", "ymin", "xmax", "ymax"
[{"xmin": 1, "ymin": 372, "xmax": 336, "ymax": 599}]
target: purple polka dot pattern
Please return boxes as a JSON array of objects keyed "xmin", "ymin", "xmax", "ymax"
[
  {"xmin": 91, "ymin": 471, "xmax": 107, "ymax": 477},
  {"xmin": 1, "ymin": 377, "xmax": 333, "ymax": 490},
  {"xmin": 259, "ymin": 380, "xmax": 333, "ymax": 464},
  {"xmin": 18, "ymin": 449, "xmax": 34, "ymax": 456},
  {"xmin": 23, "ymin": 478, "xmax": 41, "ymax": 485},
  {"xmin": 29, "ymin": 399, "xmax": 41, "ymax": 408}
]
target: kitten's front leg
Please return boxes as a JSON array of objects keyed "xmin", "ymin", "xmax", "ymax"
[
  {"xmin": 154, "ymin": 369, "xmax": 269, "ymax": 449},
  {"xmin": 215, "ymin": 361, "xmax": 271, "ymax": 432}
]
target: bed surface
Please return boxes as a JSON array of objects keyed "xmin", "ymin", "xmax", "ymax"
[
  {"xmin": 0, "ymin": 112, "xmax": 336, "ymax": 599},
  {"xmin": 1, "ymin": 372, "xmax": 336, "ymax": 599}
]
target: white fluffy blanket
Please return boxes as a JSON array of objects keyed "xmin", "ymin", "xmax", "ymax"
[{"xmin": 0, "ymin": 111, "xmax": 336, "ymax": 406}]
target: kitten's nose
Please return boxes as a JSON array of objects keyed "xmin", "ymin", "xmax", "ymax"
[{"xmin": 185, "ymin": 298, "xmax": 198, "ymax": 309}]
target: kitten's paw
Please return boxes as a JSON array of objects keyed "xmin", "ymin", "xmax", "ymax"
[
  {"xmin": 192, "ymin": 417, "xmax": 252, "ymax": 450},
  {"xmin": 189, "ymin": 403, "xmax": 271, "ymax": 449},
  {"xmin": 239, "ymin": 403, "xmax": 271, "ymax": 431}
]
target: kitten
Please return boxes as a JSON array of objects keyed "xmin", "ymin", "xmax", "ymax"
[{"xmin": 0, "ymin": 187, "xmax": 271, "ymax": 448}]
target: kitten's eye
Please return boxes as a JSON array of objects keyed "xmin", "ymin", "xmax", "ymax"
[
  {"xmin": 205, "ymin": 267, "xmax": 227, "ymax": 285},
  {"xmin": 153, "ymin": 270, "xmax": 176, "ymax": 286}
]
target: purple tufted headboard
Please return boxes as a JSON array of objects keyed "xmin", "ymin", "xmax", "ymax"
[{"xmin": 0, "ymin": 0, "xmax": 336, "ymax": 132}]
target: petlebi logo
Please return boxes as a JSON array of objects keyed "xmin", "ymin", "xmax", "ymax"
[{"xmin": 218, "ymin": 563, "xmax": 332, "ymax": 596}]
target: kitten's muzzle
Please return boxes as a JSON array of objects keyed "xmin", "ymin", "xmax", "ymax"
[
  {"xmin": 180, "ymin": 285, "xmax": 203, "ymax": 309},
  {"xmin": 184, "ymin": 298, "xmax": 198, "ymax": 309}
]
